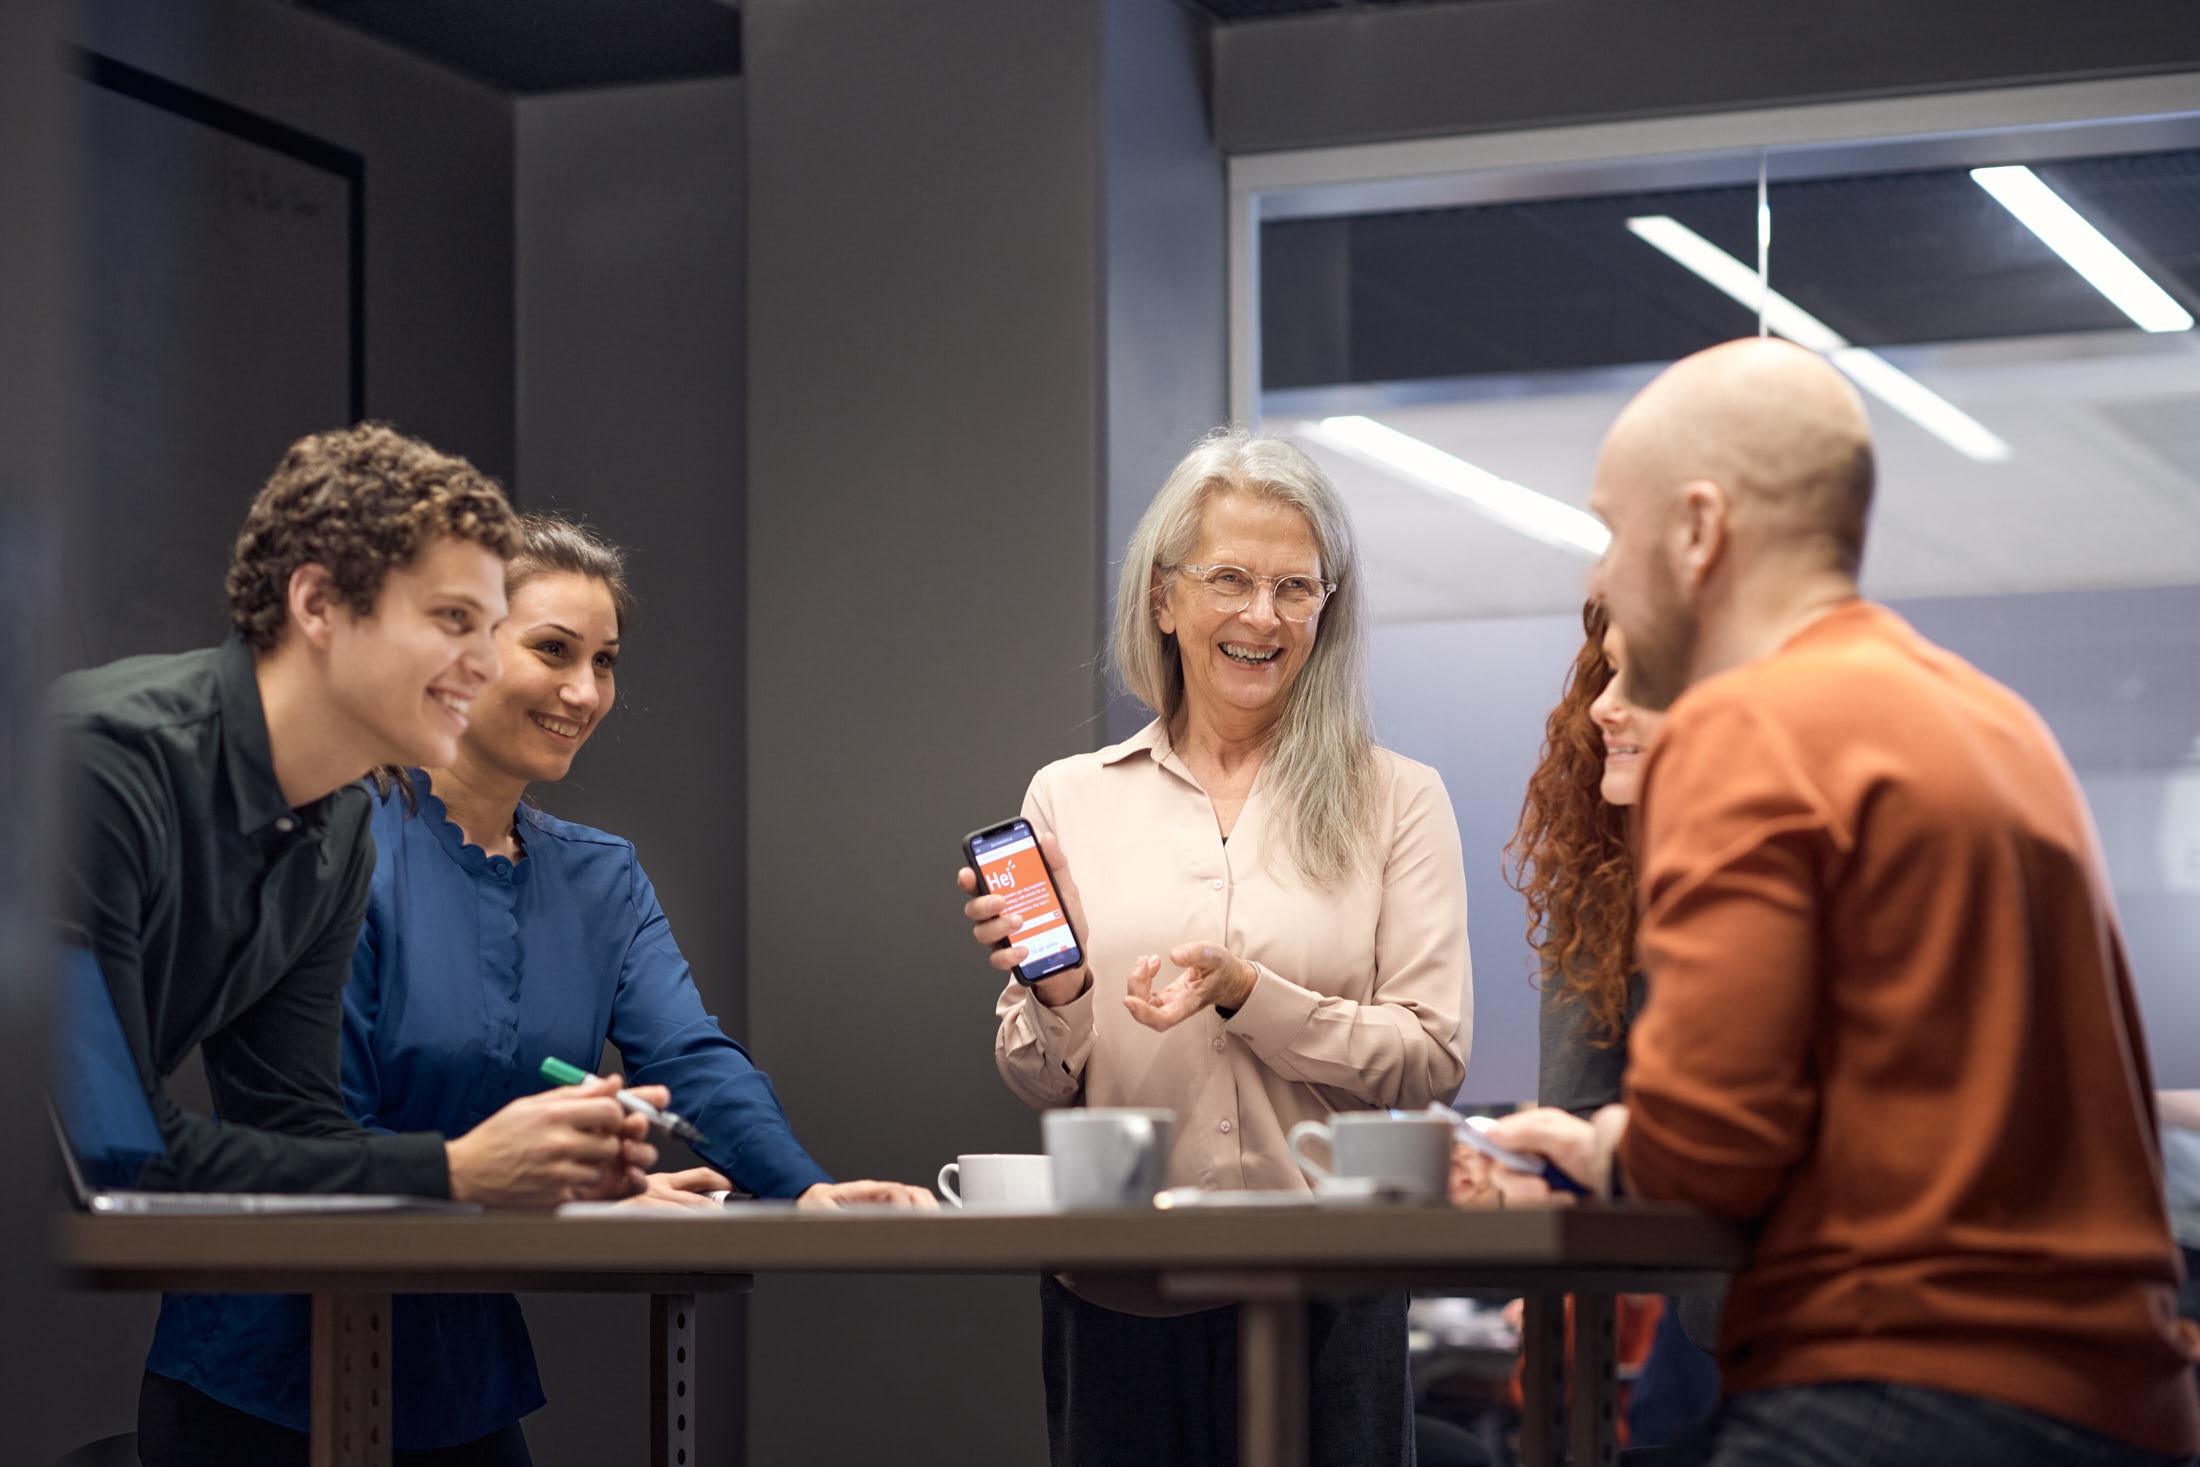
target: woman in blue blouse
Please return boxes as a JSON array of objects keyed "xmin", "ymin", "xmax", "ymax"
[{"xmin": 142, "ymin": 514, "xmax": 933, "ymax": 1466}]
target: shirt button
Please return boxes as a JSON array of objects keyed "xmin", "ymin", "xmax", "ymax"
[
  {"xmin": 1218, "ymin": 1120, "xmax": 1232, "ymax": 1134},
  {"xmin": 1212, "ymin": 1036, "xmax": 1226, "ymax": 1051},
  {"xmin": 274, "ymin": 816, "xmax": 295, "ymax": 834},
  {"xmin": 1211, "ymin": 878, "xmax": 1224, "ymax": 890}
]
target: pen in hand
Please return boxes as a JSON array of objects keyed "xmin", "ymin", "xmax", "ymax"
[
  {"xmin": 539, "ymin": 1057, "xmax": 710, "ymax": 1147},
  {"xmin": 1400, "ymin": 1104, "xmax": 1590, "ymax": 1197}
]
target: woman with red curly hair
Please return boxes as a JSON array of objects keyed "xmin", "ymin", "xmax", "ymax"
[
  {"xmin": 1487, "ymin": 600, "xmax": 1722, "ymax": 1456},
  {"xmin": 1511, "ymin": 599, "xmax": 1659, "ymax": 1105}
]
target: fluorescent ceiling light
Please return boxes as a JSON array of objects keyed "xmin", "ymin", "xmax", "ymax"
[
  {"xmin": 1626, "ymin": 215, "xmax": 2013, "ymax": 464},
  {"xmin": 1301, "ymin": 415, "xmax": 1610, "ymax": 559},
  {"xmin": 1970, "ymin": 165, "xmax": 2194, "ymax": 334}
]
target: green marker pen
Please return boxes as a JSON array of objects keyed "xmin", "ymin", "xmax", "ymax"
[{"xmin": 539, "ymin": 1056, "xmax": 709, "ymax": 1146}]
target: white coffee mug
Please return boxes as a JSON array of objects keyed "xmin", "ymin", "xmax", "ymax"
[
  {"xmin": 1287, "ymin": 1111, "xmax": 1453, "ymax": 1202},
  {"xmin": 1043, "ymin": 1108, "xmax": 1176, "ymax": 1209},
  {"xmin": 936, "ymin": 1153, "xmax": 1054, "ymax": 1210}
]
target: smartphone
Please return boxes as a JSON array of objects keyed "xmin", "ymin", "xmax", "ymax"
[
  {"xmin": 1442, "ymin": 1109, "xmax": 1590, "ymax": 1197},
  {"xmin": 1399, "ymin": 1108, "xmax": 1592, "ymax": 1196},
  {"xmin": 962, "ymin": 818, "xmax": 1086, "ymax": 986}
]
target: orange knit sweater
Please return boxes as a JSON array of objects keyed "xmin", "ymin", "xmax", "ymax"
[{"xmin": 1619, "ymin": 600, "xmax": 2199, "ymax": 1455}]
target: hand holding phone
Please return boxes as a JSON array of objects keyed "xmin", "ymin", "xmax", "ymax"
[
  {"xmin": 1423, "ymin": 1105, "xmax": 1590, "ymax": 1197},
  {"xmin": 960, "ymin": 819, "xmax": 1088, "ymax": 988}
]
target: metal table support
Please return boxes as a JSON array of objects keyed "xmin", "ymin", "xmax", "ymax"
[
  {"xmin": 1237, "ymin": 1295, "xmax": 1310, "ymax": 1467},
  {"xmin": 652, "ymin": 1293, "xmax": 698, "ymax": 1467},
  {"xmin": 310, "ymin": 1290, "xmax": 392, "ymax": 1467}
]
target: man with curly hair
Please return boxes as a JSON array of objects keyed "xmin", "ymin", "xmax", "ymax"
[{"xmin": 55, "ymin": 425, "xmax": 657, "ymax": 1210}]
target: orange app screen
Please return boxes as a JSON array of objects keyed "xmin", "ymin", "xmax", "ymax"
[{"xmin": 973, "ymin": 830, "xmax": 1078, "ymax": 972}]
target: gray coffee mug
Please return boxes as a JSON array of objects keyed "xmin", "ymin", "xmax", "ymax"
[
  {"xmin": 1287, "ymin": 1111, "xmax": 1453, "ymax": 1202},
  {"xmin": 1043, "ymin": 1108, "xmax": 1176, "ymax": 1209}
]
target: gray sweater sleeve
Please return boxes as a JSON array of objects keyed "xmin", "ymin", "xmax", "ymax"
[
  {"xmin": 1536, "ymin": 972, "xmax": 1640, "ymax": 1119},
  {"xmin": 1538, "ymin": 970, "xmax": 1725, "ymax": 1354}
]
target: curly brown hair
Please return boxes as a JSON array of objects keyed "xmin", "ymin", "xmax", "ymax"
[
  {"xmin": 1504, "ymin": 601, "xmax": 1636, "ymax": 1047},
  {"xmin": 225, "ymin": 424, "xmax": 520, "ymax": 652}
]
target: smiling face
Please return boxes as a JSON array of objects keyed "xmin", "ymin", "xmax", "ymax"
[
  {"xmin": 321, "ymin": 534, "xmax": 508, "ymax": 770},
  {"xmin": 457, "ymin": 571, "xmax": 622, "ymax": 787},
  {"xmin": 1155, "ymin": 493, "xmax": 1324, "ymax": 736},
  {"xmin": 1588, "ymin": 622, "xmax": 1667, "ymax": 807}
]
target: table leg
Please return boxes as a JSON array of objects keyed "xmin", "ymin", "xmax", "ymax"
[
  {"xmin": 1568, "ymin": 1291, "xmax": 1619, "ymax": 1467},
  {"xmin": 309, "ymin": 1290, "xmax": 392, "ymax": 1467},
  {"xmin": 1237, "ymin": 1295, "xmax": 1308, "ymax": 1467},
  {"xmin": 652, "ymin": 1292, "xmax": 698, "ymax": 1467},
  {"xmin": 1518, "ymin": 1291, "xmax": 1567, "ymax": 1467}
]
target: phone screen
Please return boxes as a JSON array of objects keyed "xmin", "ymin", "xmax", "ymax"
[{"xmin": 968, "ymin": 822, "xmax": 1083, "ymax": 980}]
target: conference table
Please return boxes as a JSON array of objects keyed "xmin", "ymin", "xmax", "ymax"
[{"xmin": 59, "ymin": 1201, "xmax": 1741, "ymax": 1467}]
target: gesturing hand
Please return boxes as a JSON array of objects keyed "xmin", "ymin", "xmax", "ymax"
[{"xmin": 1122, "ymin": 943, "xmax": 1259, "ymax": 1032}]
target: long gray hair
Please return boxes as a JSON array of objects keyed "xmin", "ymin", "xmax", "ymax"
[{"xmin": 1110, "ymin": 428, "xmax": 1375, "ymax": 887}]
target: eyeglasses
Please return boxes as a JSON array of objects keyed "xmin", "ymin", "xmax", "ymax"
[{"xmin": 1168, "ymin": 564, "xmax": 1335, "ymax": 622}]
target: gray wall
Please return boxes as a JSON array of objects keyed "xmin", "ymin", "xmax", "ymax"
[
  {"xmin": 1102, "ymin": 0, "xmax": 1229, "ymax": 740},
  {"xmin": 3, "ymin": 0, "xmax": 73, "ymax": 1459},
  {"xmin": 743, "ymin": 1, "xmax": 1222, "ymax": 1460},
  {"xmin": 513, "ymin": 76, "xmax": 750, "ymax": 1467}
]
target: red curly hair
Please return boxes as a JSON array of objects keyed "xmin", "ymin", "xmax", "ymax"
[{"xmin": 1505, "ymin": 601, "xmax": 1636, "ymax": 1047}]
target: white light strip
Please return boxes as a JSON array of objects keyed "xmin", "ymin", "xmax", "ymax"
[
  {"xmin": 1970, "ymin": 165, "xmax": 2194, "ymax": 334},
  {"xmin": 1301, "ymin": 415, "xmax": 1610, "ymax": 559},
  {"xmin": 1625, "ymin": 215, "xmax": 2013, "ymax": 463}
]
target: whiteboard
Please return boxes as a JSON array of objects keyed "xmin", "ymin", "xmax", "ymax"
[{"xmin": 70, "ymin": 63, "xmax": 356, "ymax": 665}]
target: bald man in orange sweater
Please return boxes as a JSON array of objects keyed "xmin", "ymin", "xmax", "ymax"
[{"xmin": 1487, "ymin": 339, "xmax": 2200, "ymax": 1465}]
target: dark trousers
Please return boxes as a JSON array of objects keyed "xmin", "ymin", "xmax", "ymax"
[
  {"xmin": 1655, "ymin": 1381, "xmax": 2197, "ymax": 1467},
  {"xmin": 1627, "ymin": 1295, "xmax": 1720, "ymax": 1448},
  {"xmin": 139, "ymin": 1372, "xmax": 533, "ymax": 1467},
  {"xmin": 2183, "ymin": 1247, "xmax": 2200, "ymax": 1389},
  {"xmin": 1038, "ymin": 1273, "xmax": 1414, "ymax": 1467}
]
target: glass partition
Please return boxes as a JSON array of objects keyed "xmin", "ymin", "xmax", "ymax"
[{"xmin": 1251, "ymin": 126, "xmax": 2200, "ymax": 1100}]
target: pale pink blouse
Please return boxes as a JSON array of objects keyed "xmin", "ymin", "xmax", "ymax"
[{"xmin": 994, "ymin": 720, "xmax": 1470, "ymax": 1192}]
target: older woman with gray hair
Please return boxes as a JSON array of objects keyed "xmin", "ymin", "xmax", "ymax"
[{"xmin": 956, "ymin": 428, "xmax": 1470, "ymax": 1466}]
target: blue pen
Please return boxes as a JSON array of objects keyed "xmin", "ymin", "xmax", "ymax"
[{"xmin": 1400, "ymin": 1105, "xmax": 1590, "ymax": 1197}]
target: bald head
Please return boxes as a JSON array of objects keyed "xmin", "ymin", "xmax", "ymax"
[{"xmin": 1603, "ymin": 339, "xmax": 1875, "ymax": 573}]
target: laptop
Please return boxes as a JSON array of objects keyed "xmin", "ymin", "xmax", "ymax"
[{"xmin": 53, "ymin": 946, "xmax": 476, "ymax": 1217}]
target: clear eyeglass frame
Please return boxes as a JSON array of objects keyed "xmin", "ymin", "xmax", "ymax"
[{"xmin": 1168, "ymin": 563, "xmax": 1336, "ymax": 623}]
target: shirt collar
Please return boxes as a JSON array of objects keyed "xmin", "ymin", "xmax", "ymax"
[
  {"xmin": 412, "ymin": 769, "xmax": 533, "ymax": 884},
  {"xmin": 215, "ymin": 635, "xmax": 297, "ymax": 835},
  {"xmin": 1097, "ymin": 718, "xmax": 1169, "ymax": 767},
  {"xmin": 1099, "ymin": 717, "xmax": 1215, "ymax": 793}
]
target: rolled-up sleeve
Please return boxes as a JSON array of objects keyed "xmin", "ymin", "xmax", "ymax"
[{"xmin": 1225, "ymin": 764, "xmax": 1469, "ymax": 1109}]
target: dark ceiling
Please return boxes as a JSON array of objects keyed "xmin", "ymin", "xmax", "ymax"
[
  {"xmin": 1186, "ymin": 0, "xmax": 1455, "ymax": 14},
  {"xmin": 292, "ymin": 0, "xmax": 740, "ymax": 93},
  {"xmin": 1262, "ymin": 148, "xmax": 2200, "ymax": 391},
  {"xmin": 290, "ymin": 0, "xmax": 1463, "ymax": 93}
]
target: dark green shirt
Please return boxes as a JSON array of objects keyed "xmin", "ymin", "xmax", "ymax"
[{"xmin": 54, "ymin": 637, "xmax": 448, "ymax": 1195}]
